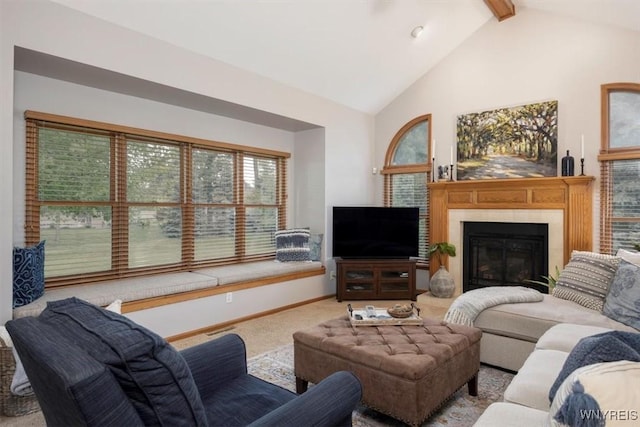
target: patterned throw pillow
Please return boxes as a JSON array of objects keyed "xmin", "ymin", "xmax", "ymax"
[
  {"xmin": 549, "ymin": 361, "xmax": 640, "ymax": 427},
  {"xmin": 12, "ymin": 241, "xmax": 46, "ymax": 308},
  {"xmin": 275, "ymin": 229, "xmax": 310, "ymax": 262},
  {"xmin": 616, "ymin": 248, "xmax": 640, "ymax": 267},
  {"xmin": 603, "ymin": 259, "xmax": 640, "ymax": 330},
  {"xmin": 552, "ymin": 251, "xmax": 620, "ymax": 312}
]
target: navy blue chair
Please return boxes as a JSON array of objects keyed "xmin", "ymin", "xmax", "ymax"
[{"xmin": 6, "ymin": 298, "xmax": 361, "ymax": 426}]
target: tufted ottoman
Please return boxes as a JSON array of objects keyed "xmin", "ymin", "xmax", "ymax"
[{"xmin": 293, "ymin": 315, "xmax": 482, "ymax": 426}]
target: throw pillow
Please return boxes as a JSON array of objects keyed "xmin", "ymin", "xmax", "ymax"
[
  {"xmin": 603, "ymin": 259, "xmax": 640, "ymax": 330},
  {"xmin": 551, "ymin": 250, "xmax": 619, "ymax": 312},
  {"xmin": 12, "ymin": 241, "xmax": 46, "ymax": 308},
  {"xmin": 40, "ymin": 297, "xmax": 208, "ymax": 426},
  {"xmin": 274, "ymin": 228, "xmax": 311, "ymax": 262},
  {"xmin": 309, "ymin": 233, "xmax": 324, "ymax": 262},
  {"xmin": 549, "ymin": 361, "xmax": 640, "ymax": 427},
  {"xmin": 616, "ymin": 248, "xmax": 640, "ymax": 267},
  {"xmin": 548, "ymin": 330, "xmax": 640, "ymax": 402},
  {"xmin": 105, "ymin": 299, "xmax": 122, "ymax": 314}
]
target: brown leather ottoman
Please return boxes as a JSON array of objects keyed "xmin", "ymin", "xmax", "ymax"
[{"xmin": 293, "ymin": 315, "xmax": 482, "ymax": 426}]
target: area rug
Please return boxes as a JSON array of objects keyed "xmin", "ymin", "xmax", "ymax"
[{"xmin": 247, "ymin": 344, "xmax": 514, "ymax": 427}]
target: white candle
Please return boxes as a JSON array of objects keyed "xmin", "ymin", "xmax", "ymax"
[
  {"xmin": 450, "ymin": 146, "xmax": 453, "ymax": 164},
  {"xmin": 581, "ymin": 135, "xmax": 584, "ymax": 159},
  {"xmin": 432, "ymin": 139, "xmax": 436, "ymax": 159}
]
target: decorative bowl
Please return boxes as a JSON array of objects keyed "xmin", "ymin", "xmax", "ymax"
[{"xmin": 387, "ymin": 304, "xmax": 414, "ymax": 318}]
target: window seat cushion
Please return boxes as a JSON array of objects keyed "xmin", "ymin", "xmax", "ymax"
[
  {"xmin": 195, "ymin": 260, "xmax": 322, "ymax": 285},
  {"xmin": 13, "ymin": 260, "xmax": 323, "ymax": 319}
]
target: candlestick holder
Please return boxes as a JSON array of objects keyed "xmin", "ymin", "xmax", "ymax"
[
  {"xmin": 449, "ymin": 164, "xmax": 454, "ymax": 181},
  {"xmin": 580, "ymin": 158, "xmax": 585, "ymax": 176},
  {"xmin": 432, "ymin": 157, "xmax": 436, "ymax": 182}
]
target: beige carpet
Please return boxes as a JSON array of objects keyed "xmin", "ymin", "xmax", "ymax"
[{"xmin": 0, "ymin": 293, "xmax": 450, "ymax": 426}]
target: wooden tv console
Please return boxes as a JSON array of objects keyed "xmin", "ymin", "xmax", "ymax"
[{"xmin": 335, "ymin": 258, "xmax": 416, "ymax": 302}]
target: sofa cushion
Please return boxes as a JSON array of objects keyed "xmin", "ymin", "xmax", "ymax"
[
  {"xmin": 474, "ymin": 295, "xmax": 635, "ymax": 344},
  {"xmin": 603, "ymin": 259, "xmax": 640, "ymax": 330},
  {"xmin": 40, "ymin": 297, "xmax": 208, "ymax": 426},
  {"xmin": 503, "ymin": 349, "xmax": 568, "ymax": 411},
  {"xmin": 535, "ymin": 323, "xmax": 613, "ymax": 353},
  {"xmin": 551, "ymin": 250, "xmax": 619, "ymax": 312},
  {"xmin": 549, "ymin": 361, "xmax": 640, "ymax": 427},
  {"xmin": 473, "ymin": 402, "xmax": 548, "ymax": 427}
]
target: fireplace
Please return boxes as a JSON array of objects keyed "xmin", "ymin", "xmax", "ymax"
[
  {"xmin": 463, "ymin": 222, "xmax": 549, "ymax": 294},
  {"xmin": 428, "ymin": 176, "xmax": 594, "ymax": 297}
]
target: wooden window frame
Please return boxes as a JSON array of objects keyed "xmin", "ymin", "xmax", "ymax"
[
  {"xmin": 598, "ymin": 82, "xmax": 640, "ymax": 254},
  {"xmin": 25, "ymin": 110, "xmax": 290, "ymax": 287},
  {"xmin": 381, "ymin": 114, "xmax": 433, "ymax": 266}
]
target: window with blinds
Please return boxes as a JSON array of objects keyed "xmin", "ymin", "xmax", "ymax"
[
  {"xmin": 25, "ymin": 111, "xmax": 289, "ymax": 287},
  {"xmin": 599, "ymin": 83, "xmax": 640, "ymax": 254},
  {"xmin": 382, "ymin": 115, "xmax": 432, "ymax": 264}
]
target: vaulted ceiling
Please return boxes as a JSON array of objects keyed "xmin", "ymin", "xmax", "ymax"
[{"xmin": 48, "ymin": 0, "xmax": 640, "ymax": 115}]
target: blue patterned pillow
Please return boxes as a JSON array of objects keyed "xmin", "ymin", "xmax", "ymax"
[
  {"xmin": 275, "ymin": 229, "xmax": 310, "ymax": 262},
  {"xmin": 603, "ymin": 259, "xmax": 640, "ymax": 330},
  {"xmin": 13, "ymin": 241, "xmax": 45, "ymax": 308},
  {"xmin": 309, "ymin": 233, "xmax": 324, "ymax": 262}
]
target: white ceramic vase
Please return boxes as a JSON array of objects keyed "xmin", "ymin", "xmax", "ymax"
[{"xmin": 430, "ymin": 265, "xmax": 455, "ymax": 298}]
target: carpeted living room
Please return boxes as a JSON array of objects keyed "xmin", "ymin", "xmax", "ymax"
[{"xmin": 2, "ymin": 0, "xmax": 640, "ymax": 426}]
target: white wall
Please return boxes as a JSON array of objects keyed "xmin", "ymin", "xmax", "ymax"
[
  {"xmin": 294, "ymin": 128, "xmax": 326, "ymax": 237},
  {"xmin": 0, "ymin": 0, "xmax": 375, "ymax": 324},
  {"xmin": 374, "ymin": 8, "xmax": 640, "ymax": 251}
]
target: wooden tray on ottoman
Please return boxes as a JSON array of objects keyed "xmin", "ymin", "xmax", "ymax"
[{"xmin": 347, "ymin": 304, "xmax": 423, "ymax": 327}]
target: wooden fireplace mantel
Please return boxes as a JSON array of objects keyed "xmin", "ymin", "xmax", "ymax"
[{"xmin": 428, "ymin": 176, "xmax": 595, "ymax": 275}]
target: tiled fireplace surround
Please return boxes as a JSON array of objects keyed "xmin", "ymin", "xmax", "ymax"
[{"xmin": 428, "ymin": 176, "xmax": 595, "ymax": 297}]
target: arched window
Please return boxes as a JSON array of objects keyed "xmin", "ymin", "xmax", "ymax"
[
  {"xmin": 599, "ymin": 83, "xmax": 640, "ymax": 253},
  {"xmin": 382, "ymin": 114, "xmax": 433, "ymax": 264}
]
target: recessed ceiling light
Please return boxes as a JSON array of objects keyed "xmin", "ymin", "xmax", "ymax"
[{"xmin": 411, "ymin": 26, "xmax": 424, "ymax": 39}]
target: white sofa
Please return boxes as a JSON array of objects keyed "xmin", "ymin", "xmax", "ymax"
[
  {"xmin": 470, "ymin": 249, "xmax": 640, "ymax": 425},
  {"xmin": 475, "ymin": 248, "xmax": 640, "ymax": 372},
  {"xmin": 474, "ymin": 323, "xmax": 640, "ymax": 426}
]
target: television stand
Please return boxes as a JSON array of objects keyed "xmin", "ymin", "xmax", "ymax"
[{"xmin": 335, "ymin": 258, "xmax": 416, "ymax": 302}]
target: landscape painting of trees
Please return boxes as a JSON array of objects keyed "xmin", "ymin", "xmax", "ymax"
[{"xmin": 456, "ymin": 100, "xmax": 558, "ymax": 180}]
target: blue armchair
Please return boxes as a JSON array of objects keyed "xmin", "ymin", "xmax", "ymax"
[{"xmin": 6, "ymin": 297, "xmax": 361, "ymax": 426}]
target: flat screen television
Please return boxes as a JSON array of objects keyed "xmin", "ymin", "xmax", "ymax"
[{"xmin": 332, "ymin": 206, "xmax": 419, "ymax": 259}]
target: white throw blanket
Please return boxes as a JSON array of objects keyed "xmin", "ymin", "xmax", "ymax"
[
  {"xmin": 0, "ymin": 325, "xmax": 34, "ymax": 396},
  {"xmin": 444, "ymin": 286, "xmax": 544, "ymax": 327}
]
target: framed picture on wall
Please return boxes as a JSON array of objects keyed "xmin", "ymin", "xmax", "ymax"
[{"xmin": 456, "ymin": 100, "xmax": 558, "ymax": 180}]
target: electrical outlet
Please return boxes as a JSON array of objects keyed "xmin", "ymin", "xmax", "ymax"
[
  {"xmin": 226, "ymin": 292, "xmax": 233, "ymax": 303},
  {"xmin": 330, "ymin": 270, "xmax": 336, "ymax": 280}
]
